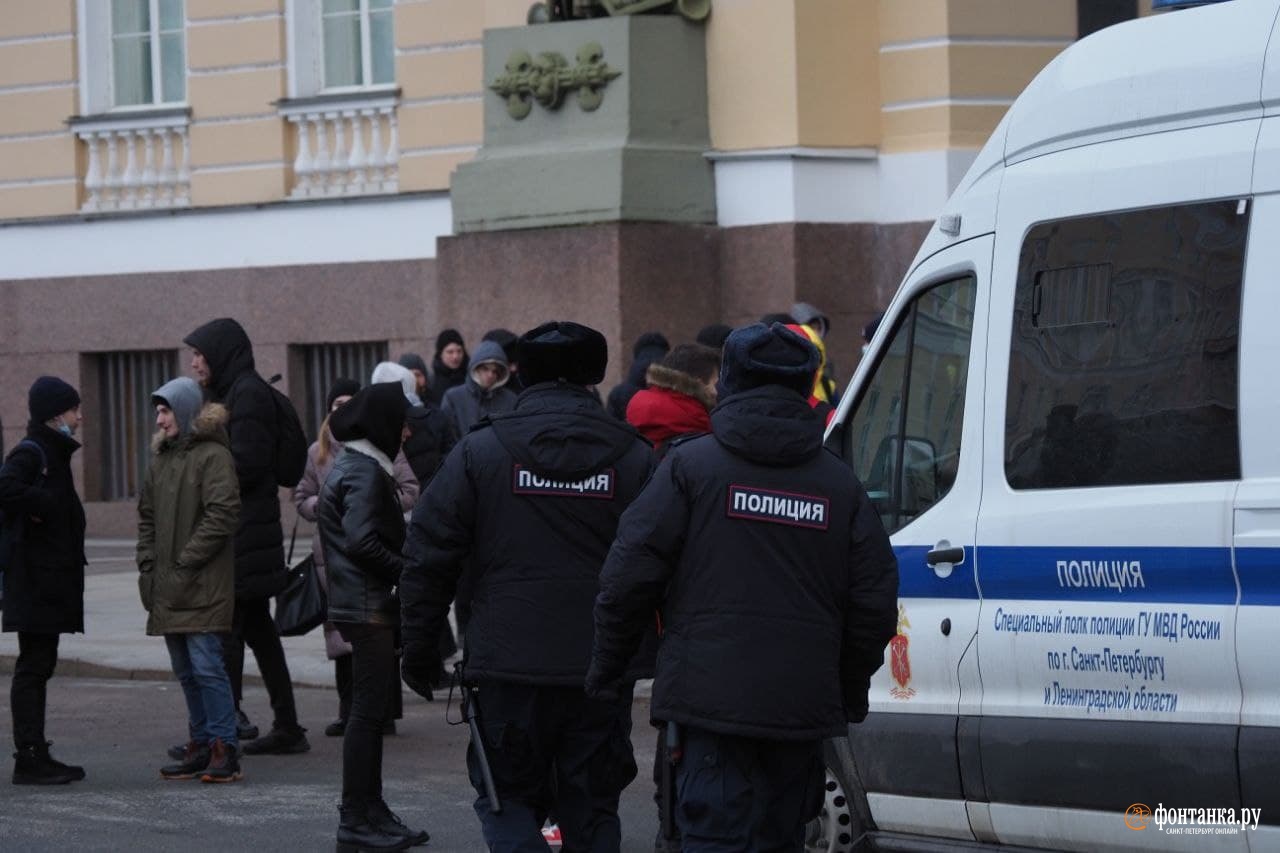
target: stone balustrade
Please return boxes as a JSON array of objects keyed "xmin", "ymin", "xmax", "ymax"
[
  {"xmin": 279, "ymin": 91, "xmax": 400, "ymax": 199},
  {"xmin": 70, "ymin": 109, "xmax": 191, "ymax": 213}
]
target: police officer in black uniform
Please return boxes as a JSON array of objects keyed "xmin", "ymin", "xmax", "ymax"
[
  {"xmin": 586, "ymin": 322, "xmax": 899, "ymax": 852},
  {"xmin": 399, "ymin": 321, "xmax": 655, "ymax": 852}
]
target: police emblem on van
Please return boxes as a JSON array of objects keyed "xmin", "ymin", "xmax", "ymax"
[
  {"xmin": 890, "ymin": 604, "xmax": 915, "ymax": 700},
  {"xmin": 725, "ymin": 485, "xmax": 829, "ymax": 530},
  {"xmin": 512, "ymin": 464, "xmax": 615, "ymax": 499}
]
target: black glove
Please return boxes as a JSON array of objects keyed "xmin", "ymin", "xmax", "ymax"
[
  {"xmin": 401, "ymin": 645, "xmax": 439, "ymax": 701},
  {"xmin": 584, "ymin": 666, "xmax": 621, "ymax": 703}
]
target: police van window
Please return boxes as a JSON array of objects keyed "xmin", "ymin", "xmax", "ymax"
[
  {"xmin": 844, "ymin": 276, "xmax": 976, "ymax": 534},
  {"xmin": 1005, "ymin": 199, "xmax": 1245, "ymax": 490}
]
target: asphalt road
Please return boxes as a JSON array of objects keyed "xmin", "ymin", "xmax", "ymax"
[{"xmin": 0, "ymin": 677, "xmax": 661, "ymax": 852}]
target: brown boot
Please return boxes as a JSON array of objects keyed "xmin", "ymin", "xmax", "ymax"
[{"xmin": 199, "ymin": 738, "xmax": 242, "ymax": 783}]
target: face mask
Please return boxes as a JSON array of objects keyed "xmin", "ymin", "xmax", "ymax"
[
  {"xmin": 55, "ymin": 416, "xmax": 75, "ymax": 437},
  {"xmin": 861, "ymin": 343, "xmax": 870, "ymax": 356}
]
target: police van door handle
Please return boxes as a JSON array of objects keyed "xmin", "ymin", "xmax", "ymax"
[{"xmin": 926, "ymin": 542, "xmax": 965, "ymax": 579}]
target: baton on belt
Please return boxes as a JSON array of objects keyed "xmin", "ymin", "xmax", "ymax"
[
  {"xmin": 660, "ymin": 721, "xmax": 682, "ymax": 840},
  {"xmin": 456, "ymin": 661, "xmax": 503, "ymax": 815}
]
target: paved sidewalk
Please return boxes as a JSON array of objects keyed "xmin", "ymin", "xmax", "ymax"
[{"xmin": 0, "ymin": 539, "xmax": 338, "ymax": 687}]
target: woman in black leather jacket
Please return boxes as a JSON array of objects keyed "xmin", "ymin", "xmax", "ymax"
[{"xmin": 317, "ymin": 382, "xmax": 427, "ymax": 852}]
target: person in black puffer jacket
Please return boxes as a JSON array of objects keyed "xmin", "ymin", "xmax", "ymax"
[
  {"xmin": 1, "ymin": 377, "xmax": 88, "ymax": 785},
  {"xmin": 401, "ymin": 322, "xmax": 655, "ymax": 852},
  {"xmin": 587, "ymin": 323, "xmax": 899, "ymax": 851},
  {"xmin": 318, "ymin": 381, "xmax": 428, "ymax": 851},
  {"xmin": 183, "ymin": 318, "xmax": 308, "ymax": 755}
]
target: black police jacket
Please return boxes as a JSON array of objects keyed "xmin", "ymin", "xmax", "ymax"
[
  {"xmin": 401, "ymin": 383, "xmax": 655, "ymax": 685},
  {"xmin": 588, "ymin": 386, "xmax": 899, "ymax": 741},
  {"xmin": 318, "ymin": 446, "xmax": 406, "ymax": 626}
]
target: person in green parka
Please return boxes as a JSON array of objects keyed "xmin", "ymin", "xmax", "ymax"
[{"xmin": 136, "ymin": 377, "xmax": 242, "ymax": 783}]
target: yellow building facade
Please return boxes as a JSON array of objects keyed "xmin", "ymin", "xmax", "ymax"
[{"xmin": 0, "ymin": 0, "xmax": 1149, "ymax": 532}]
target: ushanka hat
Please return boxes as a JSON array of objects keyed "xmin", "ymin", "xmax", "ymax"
[
  {"xmin": 719, "ymin": 323, "xmax": 820, "ymax": 398},
  {"xmin": 518, "ymin": 321, "xmax": 608, "ymax": 386}
]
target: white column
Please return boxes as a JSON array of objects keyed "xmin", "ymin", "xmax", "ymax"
[
  {"xmin": 82, "ymin": 132, "xmax": 103, "ymax": 212},
  {"xmin": 103, "ymin": 132, "xmax": 121, "ymax": 211},
  {"xmin": 119, "ymin": 130, "xmax": 140, "ymax": 210},
  {"xmin": 138, "ymin": 129, "xmax": 157, "ymax": 208},
  {"xmin": 329, "ymin": 111, "xmax": 346, "ymax": 197},
  {"xmin": 346, "ymin": 111, "xmax": 367, "ymax": 194},
  {"xmin": 158, "ymin": 126, "xmax": 176, "ymax": 206},
  {"xmin": 291, "ymin": 116, "xmax": 313, "ymax": 198},
  {"xmin": 383, "ymin": 108, "xmax": 399, "ymax": 193},
  {"xmin": 368, "ymin": 110, "xmax": 385, "ymax": 193},
  {"xmin": 312, "ymin": 113, "xmax": 331, "ymax": 197},
  {"xmin": 176, "ymin": 127, "xmax": 190, "ymax": 206}
]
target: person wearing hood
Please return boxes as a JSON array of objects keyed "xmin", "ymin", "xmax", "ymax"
[
  {"xmin": 317, "ymin": 382, "xmax": 427, "ymax": 852},
  {"xmin": 400, "ymin": 322, "xmax": 654, "ymax": 851},
  {"xmin": 784, "ymin": 323, "xmax": 837, "ymax": 426},
  {"xmin": 293, "ymin": 378, "xmax": 419, "ymax": 739},
  {"xmin": 605, "ymin": 331, "xmax": 670, "ymax": 421},
  {"xmin": 396, "ymin": 353, "xmax": 430, "ymax": 402},
  {"xmin": 427, "ymin": 329, "xmax": 469, "ymax": 406},
  {"xmin": 374, "ymin": 361, "xmax": 456, "ymax": 487},
  {"xmin": 137, "ymin": 378, "xmax": 242, "ymax": 783},
  {"xmin": 481, "ymin": 328, "xmax": 524, "ymax": 394},
  {"xmin": 0, "ymin": 377, "xmax": 87, "ymax": 785},
  {"xmin": 440, "ymin": 339, "xmax": 517, "ymax": 439},
  {"xmin": 625, "ymin": 343, "xmax": 721, "ymax": 455},
  {"xmin": 792, "ymin": 302, "xmax": 840, "ymax": 403},
  {"xmin": 182, "ymin": 318, "xmax": 308, "ymax": 755},
  {"xmin": 586, "ymin": 323, "xmax": 899, "ymax": 851}
]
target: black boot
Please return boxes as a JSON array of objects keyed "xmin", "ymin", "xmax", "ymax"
[
  {"xmin": 237, "ymin": 709, "xmax": 259, "ymax": 741},
  {"xmin": 37, "ymin": 742, "xmax": 85, "ymax": 781},
  {"xmin": 12, "ymin": 745, "xmax": 76, "ymax": 785},
  {"xmin": 160, "ymin": 741, "xmax": 210, "ymax": 780},
  {"xmin": 368, "ymin": 799, "xmax": 429, "ymax": 846},
  {"xmin": 336, "ymin": 805, "xmax": 413, "ymax": 852},
  {"xmin": 243, "ymin": 725, "xmax": 310, "ymax": 755}
]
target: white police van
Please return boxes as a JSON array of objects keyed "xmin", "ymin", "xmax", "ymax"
[{"xmin": 809, "ymin": 1, "xmax": 1280, "ymax": 851}]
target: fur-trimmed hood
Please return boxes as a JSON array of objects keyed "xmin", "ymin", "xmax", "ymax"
[
  {"xmin": 645, "ymin": 363, "xmax": 716, "ymax": 411},
  {"xmin": 152, "ymin": 403, "xmax": 230, "ymax": 453}
]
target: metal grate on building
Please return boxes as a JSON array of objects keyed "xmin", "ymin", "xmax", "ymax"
[
  {"xmin": 96, "ymin": 350, "xmax": 179, "ymax": 501},
  {"xmin": 297, "ymin": 341, "xmax": 389, "ymax": 440}
]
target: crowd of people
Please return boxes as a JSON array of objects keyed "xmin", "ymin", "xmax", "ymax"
[{"xmin": 0, "ymin": 305, "xmax": 898, "ymax": 853}]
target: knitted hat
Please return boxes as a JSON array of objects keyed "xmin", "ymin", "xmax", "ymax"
[
  {"xmin": 719, "ymin": 323, "xmax": 820, "ymax": 398},
  {"xmin": 632, "ymin": 331, "xmax": 670, "ymax": 360},
  {"xmin": 325, "ymin": 377, "xmax": 362, "ymax": 412},
  {"xmin": 397, "ymin": 353, "xmax": 428, "ymax": 376},
  {"xmin": 434, "ymin": 328, "xmax": 466, "ymax": 357},
  {"xmin": 29, "ymin": 376, "xmax": 81, "ymax": 424},
  {"xmin": 518, "ymin": 321, "xmax": 608, "ymax": 386},
  {"xmin": 695, "ymin": 323, "xmax": 733, "ymax": 350}
]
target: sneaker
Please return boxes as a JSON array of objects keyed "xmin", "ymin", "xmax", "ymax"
[
  {"xmin": 368, "ymin": 799, "xmax": 429, "ymax": 846},
  {"xmin": 325, "ymin": 719, "xmax": 346, "ymax": 738},
  {"xmin": 160, "ymin": 741, "xmax": 210, "ymax": 780},
  {"xmin": 166, "ymin": 742, "xmax": 187, "ymax": 762},
  {"xmin": 12, "ymin": 745, "xmax": 76, "ymax": 785},
  {"xmin": 38, "ymin": 742, "xmax": 85, "ymax": 782},
  {"xmin": 237, "ymin": 709, "xmax": 259, "ymax": 742},
  {"xmin": 199, "ymin": 738, "xmax": 242, "ymax": 783},
  {"xmin": 242, "ymin": 726, "xmax": 310, "ymax": 755}
]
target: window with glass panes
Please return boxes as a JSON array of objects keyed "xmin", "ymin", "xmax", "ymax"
[
  {"xmin": 111, "ymin": 0, "xmax": 185, "ymax": 107},
  {"xmin": 322, "ymin": 0, "xmax": 394, "ymax": 89}
]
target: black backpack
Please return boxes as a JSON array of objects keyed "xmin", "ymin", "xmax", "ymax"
[{"xmin": 266, "ymin": 374, "xmax": 307, "ymax": 488}]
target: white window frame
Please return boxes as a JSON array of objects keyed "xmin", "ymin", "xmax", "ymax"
[
  {"xmin": 286, "ymin": 0, "xmax": 395, "ymax": 98},
  {"xmin": 77, "ymin": 0, "xmax": 188, "ymax": 115}
]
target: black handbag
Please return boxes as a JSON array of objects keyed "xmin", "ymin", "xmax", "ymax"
[{"xmin": 274, "ymin": 521, "xmax": 327, "ymax": 637}]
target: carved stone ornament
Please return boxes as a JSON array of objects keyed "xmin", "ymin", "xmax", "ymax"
[
  {"xmin": 490, "ymin": 42, "xmax": 622, "ymax": 120},
  {"xmin": 528, "ymin": 0, "xmax": 710, "ymax": 24}
]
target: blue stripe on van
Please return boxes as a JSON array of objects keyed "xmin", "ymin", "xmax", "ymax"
[
  {"xmin": 893, "ymin": 545, "xmax": 981, "ymax": 599},
  {"xmin": 895, "ymin": 545, "xmax": 1237, "ymax": 604},
  {"xmin": 1235, "ymin": 547, "xmax": 1280, "ymax": 606}
]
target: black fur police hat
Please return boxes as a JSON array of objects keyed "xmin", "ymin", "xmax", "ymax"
[
  {"xmin": 719, "ymin": 323, "xmax": 819, "ymax": 398},
  {"xmin": 518, "ymin": 321, "xmax": 608, "ymax": 386}
]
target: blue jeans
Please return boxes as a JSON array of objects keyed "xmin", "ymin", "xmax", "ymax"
[{"xmin": 165, "ymin": 632, "xmax": 237, "ymax": 748}]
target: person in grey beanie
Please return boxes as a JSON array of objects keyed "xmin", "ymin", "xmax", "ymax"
[{"xmin": 0, "ymin": 376, "xmax": 87, "ymax": 784}]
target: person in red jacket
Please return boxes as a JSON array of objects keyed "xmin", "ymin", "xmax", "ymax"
[{"xmin": 624, "ymin": 343, "xmax": 721, "ymax": 455}]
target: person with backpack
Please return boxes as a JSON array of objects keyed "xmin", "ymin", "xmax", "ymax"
[
  {"xmin": 183, "ymin": 318, "xmax": 310, "ymax": 756},
  {"xmin": 0, "ymin": 377, "xmax": 88, "ymax": 785}
]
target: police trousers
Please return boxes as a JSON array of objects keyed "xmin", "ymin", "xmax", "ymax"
[
  {"xmin": 675, "ymin": 727, "xmax": 825, "ymax": 853},
  {"xmin": 468, "ymin": 681, "xmax": 637, "ymax": 853}
]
